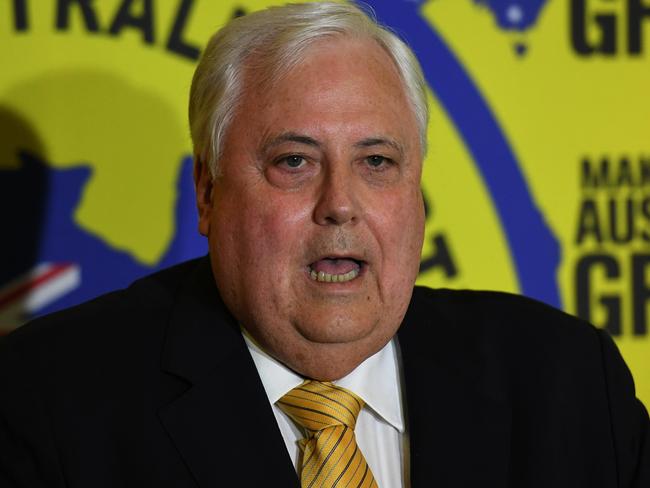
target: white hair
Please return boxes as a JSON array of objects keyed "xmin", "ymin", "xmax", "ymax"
[{"xmin": 189, "ymin": 2, "xmax": 428, "ymax": 177}]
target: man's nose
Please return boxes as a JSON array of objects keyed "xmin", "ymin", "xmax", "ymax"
[{"xmin": 313, "ymin": 165, "xmax": 359, "ymax": 226}]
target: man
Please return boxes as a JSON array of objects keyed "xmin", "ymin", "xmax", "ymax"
[{"xmin": 0, "ymin": 2, "xmax": 648, "ymax": 487}]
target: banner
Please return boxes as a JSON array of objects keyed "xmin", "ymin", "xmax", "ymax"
[{"xmin": 1, "ymin": 0, "xmax": 648, "ymax": 405}]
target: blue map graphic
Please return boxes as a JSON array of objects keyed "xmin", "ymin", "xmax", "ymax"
[
  {"xmin": 365, "ymin": 0, "xmax": 561, "ymax": 307},
  {"xmin": 405, "ymin": 0, "xmax": 548, "ymax": 55},
  {"xmin": 0, "ymin": 153, "xmax": 206, "ymax": 317},
  {"xmin": 473, "ymin": 0, "xmax": 548, "ymax": 31}
]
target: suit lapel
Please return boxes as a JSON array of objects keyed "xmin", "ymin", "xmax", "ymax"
[
  {"xmin": 158, "ymin": 258, "xmax": 298, "ymax": 487},
  {"xmin": 398, "ymin": 288, "xmax": 512, "ymax": 487},
  {"xmin": 155, "ymin": 266, "xmax": 511, "ymax": 487}
]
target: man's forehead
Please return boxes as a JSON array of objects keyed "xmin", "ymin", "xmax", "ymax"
[
  {"xmin": 242, "ymin": 35, "xmax": 403, "ymax": 99},
  {"xmin": 230, "ymin": 35, "xmax": 421, "ymax": 157}
]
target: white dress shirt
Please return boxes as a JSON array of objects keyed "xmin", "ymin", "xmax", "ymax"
[{"xmin": 243, "ymin": 332, "xmax": 409, "ymax": 488}]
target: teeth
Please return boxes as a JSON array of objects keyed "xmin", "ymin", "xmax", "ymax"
[{"xmin": 309, "ymin": 267, "xmax": 360, "ymax": 283}]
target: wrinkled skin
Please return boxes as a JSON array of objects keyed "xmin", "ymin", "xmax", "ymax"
[{"xmin": 195, "ymin": 36, "xmax": 425, "ymax": 380}]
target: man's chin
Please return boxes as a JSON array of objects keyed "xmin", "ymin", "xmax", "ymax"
[
  {"xmin": 283, "ymin": 346, "xmax": 374, "ymax": 381},
  {"xmin": 278, "ymin": 326, "xmax": 394, "ymax": 381},
  {"xmin": 293, "ymin": 318, "xmax": 378, "ymax": 345}
]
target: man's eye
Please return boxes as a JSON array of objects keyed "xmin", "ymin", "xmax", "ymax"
[
  {"xmin": 280, "ymin": 155, "xmax": 306, "ymax": 168},
  {"xmin": 366, "ymin": 155, "xmax": 390, "ymax": 168}
]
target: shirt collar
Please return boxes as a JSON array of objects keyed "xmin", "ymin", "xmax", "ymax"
[{"xmin": 243, "ymin": 330, "xmax": 405, "ymax": 433}]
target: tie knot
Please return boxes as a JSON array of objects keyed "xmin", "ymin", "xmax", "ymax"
[{"xmin": 278, "ymin": 380, "xmax": 364, "ymax": 433}]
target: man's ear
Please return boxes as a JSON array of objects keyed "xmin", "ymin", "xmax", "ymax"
[{"xmin": 194, "ymin": 156, "xmax": 213, "ymax": 237}]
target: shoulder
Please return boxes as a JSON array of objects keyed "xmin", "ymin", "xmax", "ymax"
[
  {"xmin": 401, "ymin": 286, "xmax": 608, "ymax": 390},
  {"xmin": 406, "ymin": 285, "xmax": 600, "ymax": 348},
  {"xmin": 403, "ymin": 287, "xmax": 650, "ymax": 485},
  {"xmin": 0, "ymin": 258, "xmax": 205, "ymax": 382}
]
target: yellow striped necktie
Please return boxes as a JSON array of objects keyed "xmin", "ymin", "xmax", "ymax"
[{"xmin": 278, "ymin": 380, "xmax": 378, "ymax": 488}]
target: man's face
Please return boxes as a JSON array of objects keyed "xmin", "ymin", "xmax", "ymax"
[{"xmin": 196, "ymin": 36, "xmax": 425, "ymax": 380}]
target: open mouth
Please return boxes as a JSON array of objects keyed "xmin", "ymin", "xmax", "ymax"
[{"xmin": 308, "ymin": 257, "xmax": 364, "ymax": 283}]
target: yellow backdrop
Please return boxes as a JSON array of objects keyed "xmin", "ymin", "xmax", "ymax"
[{"xmin": 0, "ymin": 0, "xmax": 648, "ymax": 405}]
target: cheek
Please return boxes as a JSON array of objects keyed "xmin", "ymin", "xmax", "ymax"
[
  {"xmin": 405, "ymin": 191, "xmax": 425, "ymax": 248},
  {"xmin": 387, "ymin": 187, "xmax": 424, "ymax": 235},
  {"xmin": 224, "ymin": 193, "xmax": 313, "ymax": 271},
  {"xmin": 260, "ymin": 198, "xmax": 310, "ymax": 237},
  {"xmin": 374, "ymin": 189, "xmax": 425, "ymax": 268}
]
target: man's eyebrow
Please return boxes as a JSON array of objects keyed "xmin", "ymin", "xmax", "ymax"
[
  {"xmin": 354, "ymin": 137, "xmax": 404, "ymax": 156},
  {"xmin": 261, "ymin": 132, "xmax": 321, "ymax": 151},
  {"xmin": 260, "ymin": 133, "xmax": 405, "ymax": 155}
]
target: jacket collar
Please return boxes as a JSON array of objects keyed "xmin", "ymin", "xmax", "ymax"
[
  {"xmin": 158, "ymin": 257, "xmax": 299, "ymax": 487},
  {"xmin": 158, "ymin": 263, "xmax": 510, "ymax": 487}
]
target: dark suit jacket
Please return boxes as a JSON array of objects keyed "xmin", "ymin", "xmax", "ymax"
[{"xmin": 0, "ymin": 257, "xmax": 648, "ymax": 487}]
